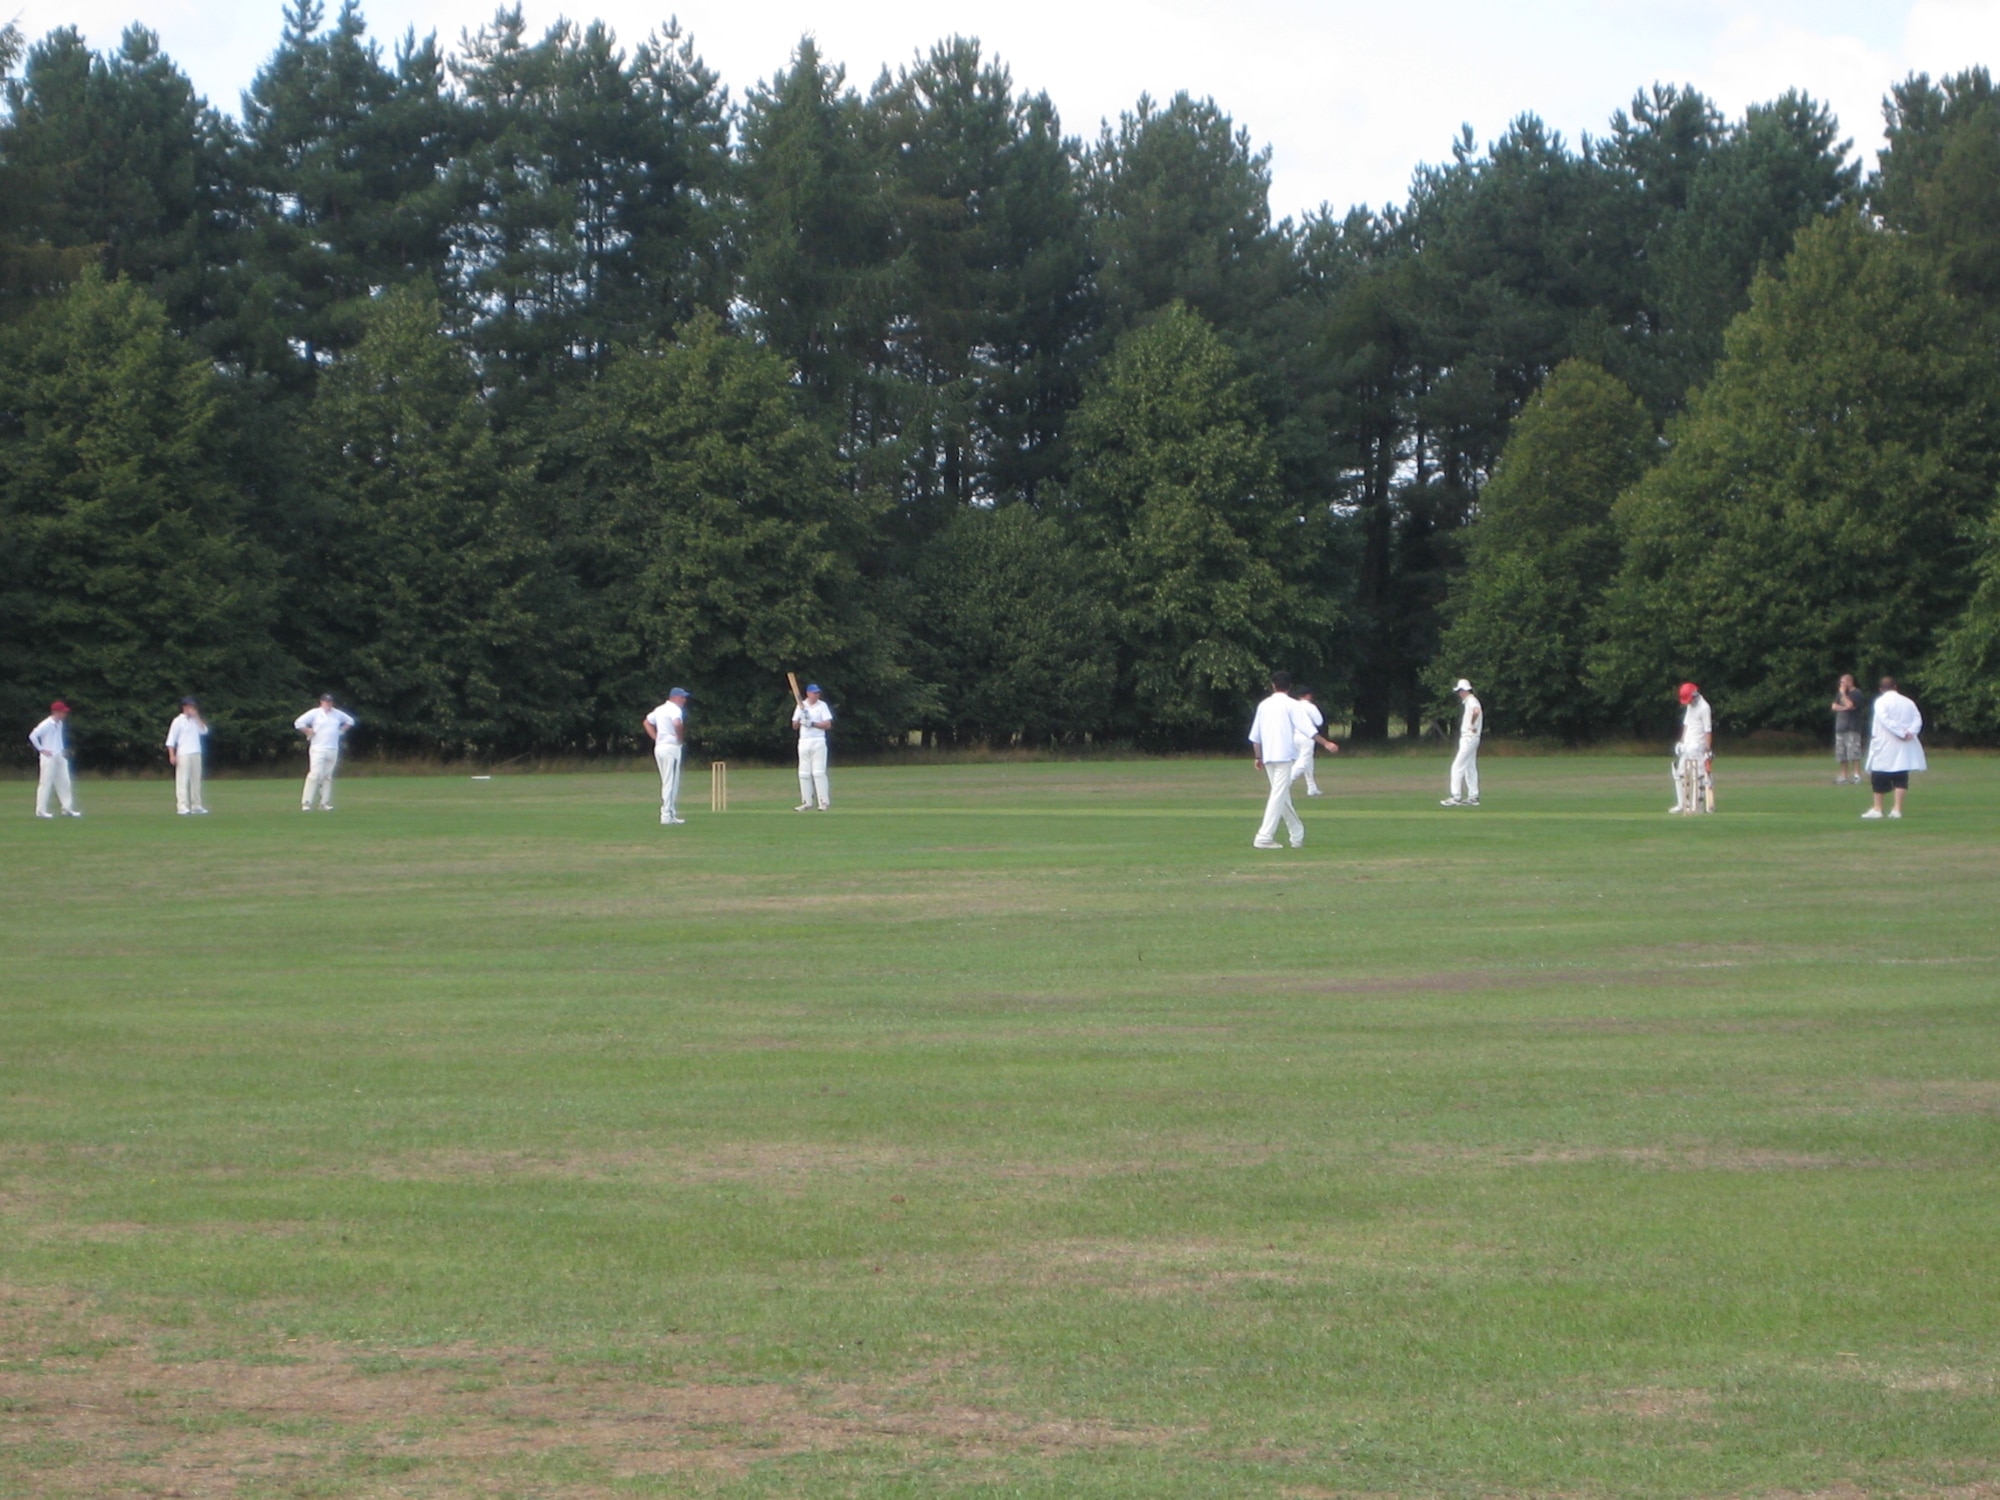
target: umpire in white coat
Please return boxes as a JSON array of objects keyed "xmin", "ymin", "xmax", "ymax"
[{"xmin": 1862, "ymin": 676, "xmax": 1926, "ymax": 820}]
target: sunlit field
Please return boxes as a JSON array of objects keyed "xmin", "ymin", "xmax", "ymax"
[{"xmin": 3, "ymin": 755, "xmax": 1997, "ymax": 1498}]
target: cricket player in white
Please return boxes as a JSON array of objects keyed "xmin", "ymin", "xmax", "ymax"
[
  {"xmin": 164, "ymin": 698, "xmax": 209, "ymax": 814},
  {"xmin": 1669, "ymin": 681, "xmax": 1713, "ymax": 813},
  {"xmin": 29, "ymin": 701, "xmax": 80, "ymax": 818},
  {"xmin": 1289, "ymin": 690, "xmax": 1337, "ymax": 796},
  {"xmin": 294, "ymin": 693, "xmax": 356, "ymax": 811},
  {"xmin": 792, "ymin": 683, "xmax": 834, "ymax": 811},
  {"xmin": 1442, "ymin": 679, "xmax": 1482, "ymax": 806},
  {"xmin": 1249, "ymin": 672, "xmax": 1307, "ymax": 849},
  {"xmin": 643, "ymin": 688, "xmax": 689, "ymax": 825},
  {"xmin": 1862, "ymin": 676, "xmax": 1926, "ymax": 819}
]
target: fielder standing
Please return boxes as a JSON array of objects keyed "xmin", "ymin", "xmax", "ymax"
[
  {"xmin": 1249, "ymin": 671, "xmax": 1306, "ymax": 849},
  {"xmin": 792, "ymin": 683, "xmax": 834, "ymax": 811},
  {"xmin": 164, "ymin": 697, "xmax": 209, "ymax": 815},
  {"xmin": 1441, "ymin": 678, "xmax": 1482, "ymax": 807},
  {"xmin": 1289, "ymin": 690, "xmax": 1338, "ymax": 796},
  {"xmin": 643, "ymin": 687, "xmax": 690, "ymax": 825},
  {"xmin": 294, "ymin": 693, "xmax": 356, "ymax": 811},
  {"xmin": 1669, "ymin": 681, "xmax": 1713, "ymax": 814},
  {"xmin": 28, "ymin": 701, "xmax": 80, "ymax": 818}
]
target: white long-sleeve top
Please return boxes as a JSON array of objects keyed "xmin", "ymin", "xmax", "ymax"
[
  {"xmin": 1249, "ymin": 692, "xmax": 1304, "ymax": 764},
  {"xmin": 1458, "ymin": 694, "xmax": 1484, "ymax": 740},
  {"xmin": 165, "ymin": 714, "xmax": 207, "ymax": 755},
  {"xmin": 1866, "ymin": 690, "xmax": 1928, "ymax": 774},
  {"xmin": 28, "ymin": 716, "xmax": 65, "ymax": 756},
  {"xmin": 295, "ymin": 706, "xmax": 355, "ymax": 752}
]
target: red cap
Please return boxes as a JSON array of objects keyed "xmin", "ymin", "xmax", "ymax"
[
  {"xmin": 49, "ymin": 700, "xmax": 69, "ymax": 714},
  {"xmin": 1678, "ymin": 682, "xmax": 1698, "ymax": 705}
]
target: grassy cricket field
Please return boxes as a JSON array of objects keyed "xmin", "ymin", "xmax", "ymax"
[{"xmin": 2, "ymin": 753, "xmax": 1997, "ymax": 1498}]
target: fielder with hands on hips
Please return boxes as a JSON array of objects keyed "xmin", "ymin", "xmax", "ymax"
[
  {"xmin": 165, "ymin": 697, "xmax": 209, "ymax": 815},
  {"xmin": 295, "ymin": 693, "xmax": 357, "ymax": 811},
  {"xmin": 792, "ymin": 683, "xmax": 834, "ymax": 810},
  {"xmin": 643, "ymin": 687, "xmax": 690, "ymax": 825},
  {"xmin": 1442, "ymin": 678, "xmax": 1482, "ymax": 807},
  {"xmin": 29, "ymin": 700, "xmax": 81, "ymax": 818}
]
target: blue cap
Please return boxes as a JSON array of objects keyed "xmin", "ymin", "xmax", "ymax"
[
  {"xmin": 805, "ymin": 683, "xmax": 821, "ymax": 694},
  {"xmin": 669, "ymin": 686, "xmax": 690, "ymax": 698},
  {"xmin": 181, "ymin": 697, "xmax": 199, "ymax": 706}
]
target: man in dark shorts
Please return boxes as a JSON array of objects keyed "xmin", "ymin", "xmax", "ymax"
[{"xmin": 1830, "ymin": 673, "xmax": 1865, "ymax": 785}]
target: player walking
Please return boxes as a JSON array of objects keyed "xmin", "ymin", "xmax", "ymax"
[
  {"xmin": 28, "ymin": 701, "xmax": 80, "ymax": 818},
  {"xmin": 1669, "ymin": 682, "xmax": 1713, "ymax": 814},
  {"xmin": 1289, "ymin": 690, "xmax": 1338, "ymax": 796},
  {"xmin": 1249, "ymin": 671, "xmax": 1306, "ymax": 849},
  {"xmin": 1441, "ymin": 678, "xmax": 1482, "ymax": 806},
  {"xmin": 792, "ymin": 683, "xmax": 834, "ymax": 811},
  {"xmin": 295, "ymin": 693, "xmax": 357, "ymax": 811},
  {"xmin": 643, "ymin": 688, "xmax": 690, "ymax": 825},
  {"xmin": 165, "ymin": 698, "xmax": 209, "ymax": 815}
]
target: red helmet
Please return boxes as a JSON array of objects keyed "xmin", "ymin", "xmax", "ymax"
[{"xmin": 1678, "ymin": 682, "xmax": 1699, "ymax": 705}]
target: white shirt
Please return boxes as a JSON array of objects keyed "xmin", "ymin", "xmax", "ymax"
[
  {"xmin": 793, "ymin": 699, "xmax": 834, "ymax": 744},
  {"xmin": 1249, "ymin": 692, "xmax": 1303, "ymax": 765},
  {"xmin": 1866, "ymin": 690, "xmax": 1928, "ymax": 774},
  {"xmin": 646, "ymin": 700, "xmax": 685, "ymax": 749},
  {"xmin": 295, "ymin": 706, "xmax": 355, "ymax": 752},
  {"xmin": 1458, "ymin": 694, "xmax": 1483, "ymax": 740},
  {"xmin": 1289, "ymin": 699, "xmax": 1324, "ymax": 752},
  {"xmin": 1680, "ymin": 697, "xmax": 1712, "ymax": 751},
  {"xmin": 165, "ymin": 715, "xmax": 207, "ymax": 754},
  {"xmin": 28, "ymin": 716, "xmax": 66, "ymax": 756}
]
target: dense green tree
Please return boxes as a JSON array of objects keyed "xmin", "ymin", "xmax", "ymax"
[
  {"xmin": 1929, "ymin": 503, "xmax": 2000, "ymax": 734},
  {"xmin": 910, "ymin": 504, "xmax": 1114, "ymax": 741},
  {"xmin": 1874, "ymin": 68, "xmax": 2000, "ymax": 311},
  {"xmin": 537, "ymin": 315, "xmax": 920, "ymax": 751},
  {"xmin": 236, "ymin": 0, "xmax": 459, "ymax": 378},
  {"xmin": 449, "ymin": 8, "xmax": 733, "ymax": 407},
  {"xmin": 1083, "ymin": 92, "xmax": 1291, "ymax": 343},
  {"xmin": 1591, "ymin": 214, "xmax": 2000, "ymax": 731},
  {"xmin": 0, "ymin": 26, "xmax": 236, "ymax": 338},
  {"xmin": 1067, "ymin": 303, "xmax": 1334, "ymax": 737},
  {"xmin": 0, "ymin": 272, "xmax": 292, "ymax": 756},
  {"xmin": 1430, "ymin": 360, "xmax": 1653, "ymax": 738},
  {"xmin": 739, "ymin": 39, "xmax": 897, "ymax": 455},
  {"xmin": 301, "ymin": 285, "xmax": 578, "ymax": 752}
]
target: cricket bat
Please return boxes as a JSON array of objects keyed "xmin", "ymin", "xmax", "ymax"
[{"xmin": 787, "ymin": 671, "xmax": 803, "ymax": 707}]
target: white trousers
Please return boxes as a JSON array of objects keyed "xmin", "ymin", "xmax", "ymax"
[
  {"xmin": 1256, "ymin": 761, "xmax": 1304, "ymax": 846},
  {"xmin": 798, "ymin": 739, "xmax": 830, "ymax": 808},
  {"xmin": 1449, "ymin": 737, "xmax": 1480, "ymax": 802},
  {"xmin": 656, "ymin": 744, "xmax": 684, "ymax": 820},
  {"xmin": 175, "ymin": 752, "xmax": 205, "ymax": 813},
  {"xmin": 1291, "ymin": 745, "xmax": 1320, "ymax": 794},
  {"xmin": 303, "ymin": 749, "xmax": 340, "ymax": 810},
  {"xmin": 36, "ymin": 753, "xmax": 75, "ymax": 816}
]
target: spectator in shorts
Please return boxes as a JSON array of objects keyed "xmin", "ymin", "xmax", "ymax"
[
  {"xmin": 1830, "ymin": 674, "xmax": 1865, "ymax": 785},
  {"xmin": 1862, "ymin": 676, "xmax": 1926, "ymax": 820}
]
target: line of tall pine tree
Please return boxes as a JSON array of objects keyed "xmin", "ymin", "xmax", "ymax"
[{"xmin": 3, "ymin": 5, "xmax": 1998, "ymax": 761}]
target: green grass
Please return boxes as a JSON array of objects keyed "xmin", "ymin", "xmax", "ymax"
[{"xmin": 2, "ymin": 755, "xmax": 1997, "ymax": 1497}]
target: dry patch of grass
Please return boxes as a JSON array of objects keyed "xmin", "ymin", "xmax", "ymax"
[{"xmin": 0, "ymin": 1286, "xmax": 1182, "ymax": 1497}]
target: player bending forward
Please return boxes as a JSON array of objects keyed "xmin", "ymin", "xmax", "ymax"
[
  {"xmin": 1669, "ymin": 682, "xmax": 1713, "ymax": 814},
  {"xmin": 792, "ymin": 684, "xmax": 834, "ymax": 811}
]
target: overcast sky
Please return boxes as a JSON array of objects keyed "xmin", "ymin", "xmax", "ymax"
[{"xmin": 10, "ymin": 0, "xmax": 2000, "ymax": 220}]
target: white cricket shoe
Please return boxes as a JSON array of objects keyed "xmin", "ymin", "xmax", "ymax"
[
  {"xmin": 1860, "ymin": 808, "xmax": 1883, "ymax": 819},
  {"xmin": 795, "ymin": 802, "xmax": 814, "ymax": 812},
  {"xmin": 62, "ymin": 810, "xmax": 82, "ymax": 817},
  {"xmin": 1252, "ymin": 838, "xmax": 1280, "ymax": 849},
  {"xmin": 1440, "ymin": 798, "xmax": 1460, "ymax": 807},
  {"xmin": 1887, "ymin": 810, "xmax": 1902, "ymax": 819},
  {"xmin": 34, "ymin": 811, "xmax": 54, "ymax": 819}
]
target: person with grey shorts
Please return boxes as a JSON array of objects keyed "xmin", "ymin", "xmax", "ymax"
[{"xmin": 1830, "ymin": 674, "xmax": 1865, "ymax": 785}]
